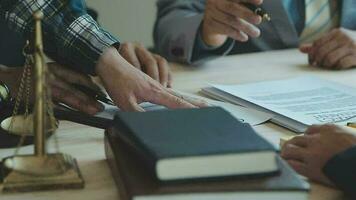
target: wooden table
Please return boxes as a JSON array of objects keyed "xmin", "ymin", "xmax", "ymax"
[{"xmin": 0, "ymin": 49, "xmax": 352, "ymax": 200}]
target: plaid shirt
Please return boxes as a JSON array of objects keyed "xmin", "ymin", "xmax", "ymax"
[{"xmin": 0, "ymin": 0, "xmax": 120, "ymax": 75}]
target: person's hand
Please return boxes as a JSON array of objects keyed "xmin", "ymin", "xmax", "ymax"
[
  {"xmin": 96, "ymin": 47, "xmax": 208, "ymax": 111},
  {"xmin": 300, "ymin": 28, "xmax": 356, "ymax": 70},
  {"xmin": 47, "ymin": 63, "xmax": 104, "ymax": 114},
  {"xmin": 281, "ymin": 124, "xmax": 356, "ymax": 186},
  {"xmin": 201, "ymin": 0, "xmax": 263, "ymax": 47},
  {"xmin": 119, "ymin": 42, "xmax": 172, "ymax": 88},
  {"xmin": 0, "ymin": 63, "xmax": 104, "ymax": 115}
]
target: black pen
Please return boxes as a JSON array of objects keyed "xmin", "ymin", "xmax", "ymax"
[
  {"xmin": 72, "ymin": 84, "xmax": 115, "ymax": 105},
  {"xmin": 243, "ymin": 3, "xmax": 271, "ymax": 21}
]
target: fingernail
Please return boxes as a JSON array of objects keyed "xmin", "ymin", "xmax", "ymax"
[
  {"xmin": 252, "ymin": 28, "xmax": 261, "ymax": 38},
  {"xmin": 240, "ymin": 34, "xmax": 249, "ymax": 42},
  {"xmin": 251, "ymin": 16, "xmax": 262, "ymax": 24},
  {"xmin": 256, "ymin": 16, "xmax": 262, "ymax": 24}
]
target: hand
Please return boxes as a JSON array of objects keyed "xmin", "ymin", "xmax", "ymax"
[
  {"xmin": 281, "ymin": 124, "xmax": 356, "ymax": 186},
  {"xmin": 119, "ymin": 42, "xmax": 172, "ymax": 88},
  {"xmin": 300, "ymin": 28, "xmax": 356, "ymax": 70},
  {"xmin": 0, "ymin": 63, "xmax": 104, "ymax": 115},
  {"xmin": 96, "ymin": 47, "xmax": 207, "ymax": 111},
  {"xmin": 202, "ymin": 0, "xmax": 263, "ymax": 47},
  {"xmin": 47, "ymin": 63, "xmax": 104, "ymax": 114}
]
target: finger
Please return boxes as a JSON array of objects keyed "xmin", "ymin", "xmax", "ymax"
[
  {"xmin": 208, "ymin": 14, "xmax": 248, "ymax": 42},
  {"xmin": 313, "ymin": 34, "xmax": 346, "ymax": 67},
  {"xmin": 119, "ymin": 43, "xmax": 142, "ymax": 70},
  {"xmin": 150, "ymin": 89, "xmax": 197, "ymax": 109},
  {"xmin": 308, "ymin": 31, "xmax": 338, "ymax": 64},
  {"xmin": 312, "ymin": 29, "xmax": 339, "ymax": 50},
  {"xmin": 233, "ymin": 18, "xmax": 261, "ymax": 38},
  {"xmin": 52, "ymin": 85, "xmax": 103, "ymax": 115},
  {"xmin": 305, "ymin": 125, "xmax": 323, "ymax": 135},
  {"xmin": 322, "ymin": 46, "xmax": 352, "ymax": 69},
  {"xmin": 286, "ymin": 159, "xmax": 308, "ymax": 177},
  {"xmin": 48, "ymin": 63, "xmax": 102, "ymax": 93},
  {"xmin": 153, "ymin": 54, "xmax": 170, "ymax": 87},
  {"xmin": 299, "ymin": 43, "xmax": 314, "ymax": 65},
  {"xmin": 285, "ymin": 136, "xmax": 309, "ymax": 147},
  {"xmin": 167, "ymin": 89, "xmax": 211, "ymax": 108},
  {"xmin": 337, "ymin": 54, "xmax": 356, "ymax": 69},
  {"xmin": 281, "ymin": 143, "xmax": 308, "ymax": 162},
  {"xmin": 299, "ymin": 43, "xmax": 313, "ymax": 54},
  {"xmin": 213, "ymin": 5, "xmax": 260, "ymax": 38},
  {"xmin": 216, "ymin": 1, "xmax": 261, "ymax": 25},
  {"xmin": 125, "ymin": 97, "xmax": 145, "ymax": 112},
  {"xmin": 51, "ymin": 78, "xmax": 103, "ymax": 115},
  {"xmin": 314, "ymin": 39, "xmax": 342, "ymax": 67},
  {"xmin": 306, "ymin": 124, "xmax": 340, "ymax": 137},
  {"xmin": 136, "ymin": 45, "xmax": 160, "ymax": 82}
]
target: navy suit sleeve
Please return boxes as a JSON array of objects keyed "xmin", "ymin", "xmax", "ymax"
[{"xmin": 323, "ymin": 146, "xmax": 356, "ymax": 198}]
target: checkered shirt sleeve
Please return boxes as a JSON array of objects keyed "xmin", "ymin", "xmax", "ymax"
[{"xmin": 0, "ymin": 0, "xmax": 120, "ymax": 75}]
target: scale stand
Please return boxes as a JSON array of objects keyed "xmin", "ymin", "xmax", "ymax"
[{"xmin": 2, "ymin": 11, "xmax": 84, "ymax": 192}]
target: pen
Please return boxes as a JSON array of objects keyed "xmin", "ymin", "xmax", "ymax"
[
  {"xmin": 347, "ymin": 122, "xmax": 356, "ymax": 129},
  {"xmin": 243, "ymin": 3, "xmax": 271, "ymax": 22},
  {"xmin": 72, "ymin": 84, "xmax": 115, "ymax": 106}
]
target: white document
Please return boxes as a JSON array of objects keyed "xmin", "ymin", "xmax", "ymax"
[
  {"xmin": 96, "ymin": 92, "xmax": 272, "ymax": 126},
  {"xmin": 208, "ymin": 100, "xmax": 272, "ymax": 126},
  {"xmin": 209, "ymin": 76, "xmax": 356, "ymax": 128},
  {"xmin": 95, "ymin": 102, "xmax": 166, "ymax": 120}
]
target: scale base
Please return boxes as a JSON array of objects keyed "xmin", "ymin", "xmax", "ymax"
[{"xmin": 2, "ymin": 154, "xmax": 84, "ymax": 192}]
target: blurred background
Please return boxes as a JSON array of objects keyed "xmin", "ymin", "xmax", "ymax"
[{"xmin": 86, "ymin": 0, "xmax": 157, "ymax": 48}]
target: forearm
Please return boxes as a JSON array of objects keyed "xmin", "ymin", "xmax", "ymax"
[
  {"xmin": 0, "ymin": 0, "xmax": 119, "ymax": 75},
  {"xmin": 323, "ymin": 146, "xmax": 356, "ymax": 198},
  {"xmin": 154, "ymin": 0, "xmax": 211, "ymax": 64}
]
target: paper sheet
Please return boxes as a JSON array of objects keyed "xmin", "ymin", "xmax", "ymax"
[
  {"xmin": 208, "ymin": 100, "xmax": 272, "ymax": 126},
  {"xmin": 95, "ymin": 92, "xmax": 272, "ymax": 126},
  {"xmin": 212, "ymin": 76, "xmax": 356, "ymax": 126}
]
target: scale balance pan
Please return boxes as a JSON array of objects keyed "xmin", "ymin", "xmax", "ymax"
[
  {"xmin": 0, "ymin": 103, "xmax": 57, "ymax": 148},
  {"xmin": 0, "ymin": 104, "xmax": 34, "ymax": 148}
]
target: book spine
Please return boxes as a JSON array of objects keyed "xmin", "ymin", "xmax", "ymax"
[
  {"xmin": 104, "ymin": 130, "xmax": 132, "ymax": 200},
  {"xmin": 113, "ymin": 116, "xmax": 159, "ymax": 176}
]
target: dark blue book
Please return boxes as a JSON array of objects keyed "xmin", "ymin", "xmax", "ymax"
[
  {"xmin": 105, "ymin": 130, "xmax": 310, "ymax": 200},
  {"xmin": 113, "ymin": 107, "xmax": 278, "ymax": 181}
]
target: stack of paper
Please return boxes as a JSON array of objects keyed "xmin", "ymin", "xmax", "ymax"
[{"xmin": 202, "ymin": 76, "xmax": 356, "ymax": 133}]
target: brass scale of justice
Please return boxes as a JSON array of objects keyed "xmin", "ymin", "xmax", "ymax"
[{"xmin": 0, "ymin": 11, "xmax": 84, "ymax": 192}]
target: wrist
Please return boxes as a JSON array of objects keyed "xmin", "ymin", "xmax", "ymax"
[{"xmin": 96, "ymin": 46, "xmax": 124, "ymax": 76}]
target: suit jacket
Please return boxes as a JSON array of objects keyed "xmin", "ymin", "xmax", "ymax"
[
  {"xmin": 154, "ymin": 0, "xmax": 356, "ymax": 64},
  {"xmin": 324, "ymin": 146, "xmax": 356, "ymax": 198}
]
